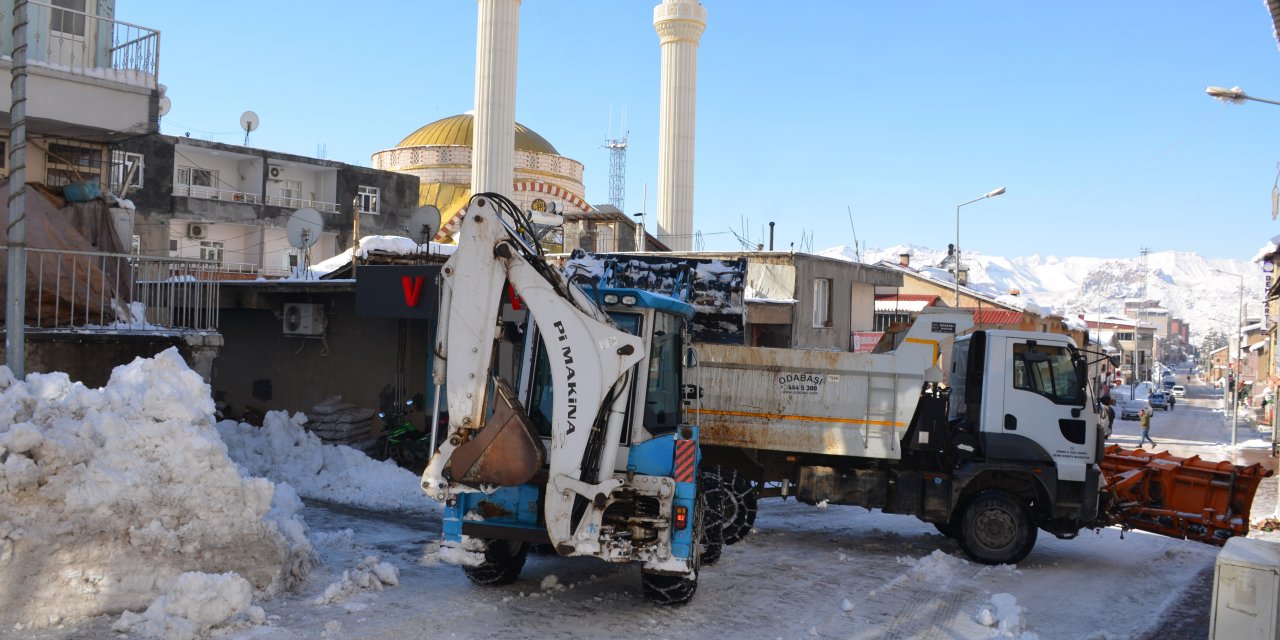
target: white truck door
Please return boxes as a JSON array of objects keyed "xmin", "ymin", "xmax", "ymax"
[{"xmin": 998, "ymin": 337, "xmax": 1093, "ymax": 482}]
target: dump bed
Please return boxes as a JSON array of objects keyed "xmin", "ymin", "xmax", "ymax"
[{"xmin": 689, "ymin": 312, "xmax": 972, "ymax": 462}]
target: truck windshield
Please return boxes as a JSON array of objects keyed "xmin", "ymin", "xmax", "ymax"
[{"xmin": 1012, "ymin": 343, "xmax": 1085, "ymax": 406}]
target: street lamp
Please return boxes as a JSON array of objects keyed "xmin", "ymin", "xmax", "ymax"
[
  {"xmin": 1214, "ymin": 268, "xmax": 1244, "ymax": 447},
  {"xmin": 1206, "ymin": 86, "xmax": 1280, "ymax": 107},
  {"xmin": 954, "ymin": 187, "xmax": 1006, "ymax": 306}
]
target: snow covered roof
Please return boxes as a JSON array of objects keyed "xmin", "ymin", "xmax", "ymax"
[
  {"xmin": 874, "ymin": 294, "xmax": 941, "ymax": 313},
  {"xmin": 1254, "ymin": 235, "xmax": 1280, "ymax": 263}
]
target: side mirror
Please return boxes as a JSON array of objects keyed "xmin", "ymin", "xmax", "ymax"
[{"xmin": 684, "ymin": 347, "xmax": 698, "ymax": 368}]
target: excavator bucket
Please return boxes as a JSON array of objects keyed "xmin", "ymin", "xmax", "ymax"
[
  {"xmin": 1100, "ymin": 445, "xmax": 1273, "ymax": 545},
  {"xmin": 446, "ymin": 378, "xmax": 546, "ymax": 487}
]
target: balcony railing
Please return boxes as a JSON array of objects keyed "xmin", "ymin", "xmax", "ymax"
[
  {"xmin": 263, "ymin": 195, "xmax": 340, "ymax": 214},
  {"xmin": 2, "ymin": 247, "xmax": 219, "ymax": 332},
  {"xmin": 173, "ymin": 185, "xmax": 259, "ymax": 203},
  {"xmin": 20, "ymin": 1, "xmax": 160, "ymax": 90}
]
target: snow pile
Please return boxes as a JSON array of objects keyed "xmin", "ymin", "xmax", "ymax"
[
  {"xmin": 111, "ymin": 572, "xmax": 266, "ymax": 640},
  {"xmin": 868, "ymin": 549, "xmax": 970, "ymax": 596},
  {"xmin": 305, "ymin": 234, "xmax": 455, "ymax": 278},
  {"xmin": 314, "ymin": 556, "xmax": 400, "ymax": 605},
  {"xmin": 0, "ymin": 349, "xmax": 313, "ymax": 628},
  {"xmin": 217, "ymin": 411, "xmax": 440, "ymax": 513},
  {"xmin": 975, "ymin": 592, "xmax": 1033, "ymax": 638}
]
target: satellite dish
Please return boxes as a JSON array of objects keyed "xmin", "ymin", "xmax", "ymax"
[
  {"xmin": 240, "ymin": 111, "xmax": 259, "ymax": 133},
  {"xmin": 158, "ymin": 95, "xmax": 171, "ymax": 117},
  {"xmin": 286, "ymin": 207, "xmax": 323, "ymax": 249},
  {"xmin": 240, "ymin": 111, "xmax": 259, "ymax": 145},
  {"xmin": 406, "ymin": 204, "xmax": 440, "ymax": 244}
]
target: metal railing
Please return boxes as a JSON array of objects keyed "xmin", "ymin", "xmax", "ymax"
[
  {"xmin": 21, "ymin": 1, "xmax": 160, "ymax": 90},
  {"xmin": 263, "ymin": 194, "xmax": 340, "ymax": 214},
  {"xmin": 173, "ymin": 184, "xmax": 260, "ymax": 204},
  {"xmin": 3, "ymin": 247, "xmax": 219, "ymax": 332}
]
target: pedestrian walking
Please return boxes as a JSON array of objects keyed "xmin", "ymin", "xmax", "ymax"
[
  {"xmin": 1169, "ymin": 394, "xmax": 1175, "ymax": 411},
  {"xmin": 1138, "ymin": 407, "xmax": 1155, "ymax": 448}
]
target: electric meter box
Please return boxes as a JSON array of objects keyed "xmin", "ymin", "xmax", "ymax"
[{"xmin": 1211, "ymin": 536, "xmax": 1280, "ymax": 639}]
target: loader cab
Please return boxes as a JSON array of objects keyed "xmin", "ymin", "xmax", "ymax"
[{"xmin": 519, "ymin": 287, "xmax": 695, "ymax": 467}]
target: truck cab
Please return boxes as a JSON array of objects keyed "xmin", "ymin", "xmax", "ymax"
[{"xmin": 947, "ymin": 330, "xmax": 1104, "ymax": 547}]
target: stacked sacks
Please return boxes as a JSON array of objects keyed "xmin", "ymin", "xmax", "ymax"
[{"xmin": 304, "ymin": 396, "xmax": 378, "ymax": 452}]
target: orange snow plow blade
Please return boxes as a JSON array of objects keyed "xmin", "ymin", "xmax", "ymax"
[{"xmin": 1099, "ymin": 445, "xmax": 1272, "ymax": 545}]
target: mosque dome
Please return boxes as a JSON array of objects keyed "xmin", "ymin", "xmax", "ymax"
[{"xmin": 395, "ymin": 113, "xmax": 559, "ymax": 155}]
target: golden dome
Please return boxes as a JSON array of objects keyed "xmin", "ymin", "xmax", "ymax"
[{"xmin": 395, "ymin": 113, "xmax": 559, "ymax": 155}]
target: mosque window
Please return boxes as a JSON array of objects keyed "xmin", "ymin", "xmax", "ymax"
[{"xmin": 358, "ymin": 185, "xmax": 380, "ymax": 214}]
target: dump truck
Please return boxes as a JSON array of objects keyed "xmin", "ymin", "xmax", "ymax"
[{"xmin": 689, "ymin": 308, "xmax": 1271, "ymax": 564}]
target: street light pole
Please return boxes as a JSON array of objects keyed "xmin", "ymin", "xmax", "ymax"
[
  {"xmin": 1215, "ymin": 268, "xmax": 1244, "ymax": 447},
  {"xmin": 1206, "ymin": 86, "xmax": 1280, "ymax": 107},
  {"xmin": 954, "ymin": 187, "xmax": 1006, "ymax": 307}
]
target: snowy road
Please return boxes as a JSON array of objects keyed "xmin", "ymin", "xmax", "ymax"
[{"xmin": 9, "ymin": 375, "xmax": 1277, "ymax": 640}]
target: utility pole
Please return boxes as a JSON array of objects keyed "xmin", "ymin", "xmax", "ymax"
[{"xmin": 5, "ymin": 1, "xmax": 29, "ymax": 378}]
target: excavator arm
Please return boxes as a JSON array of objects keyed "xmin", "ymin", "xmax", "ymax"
[{"xmin": 421, "ymin": 194, "xmax": 646, "ymax": 552}]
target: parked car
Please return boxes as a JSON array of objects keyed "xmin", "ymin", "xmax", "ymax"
[
  {"xmin": 1171, "ymin": 385, "xmax": 1186, "ymax": 397},
  {"xmin": 1162, "ymin": 380, "xmax": 1176, "ymax": 391},
  {"xmin": 1149, "ymin": 391, "xmax": 1171, "ymax": 410},
  {"xmin": 1120, "ymin": 398, "xmax": 1152, "ymax": 420}
]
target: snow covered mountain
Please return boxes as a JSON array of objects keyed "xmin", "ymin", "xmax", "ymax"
[{"xmin": 818, "ymin": 243, "xmax": 1270, "ymax": 343}]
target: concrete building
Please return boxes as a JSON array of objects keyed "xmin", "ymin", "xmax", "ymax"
[
  {"xmin": 0, "ymin": 0, "xmax": 159, "ymax": 198},
  {"xmin": 118, "ymin": 134, "xmax": 420, "ymax": 278}
]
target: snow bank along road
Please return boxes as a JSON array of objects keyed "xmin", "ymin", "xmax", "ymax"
[{"xmin": 2, "ymin": 352, "xmax": 1273, "ymax": 639}]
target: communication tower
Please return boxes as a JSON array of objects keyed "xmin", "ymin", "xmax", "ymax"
[{"xmin": 604, "ymin": 132, "xmax": 628, "ymax": 212}]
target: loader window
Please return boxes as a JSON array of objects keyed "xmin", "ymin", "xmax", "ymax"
[
  {"xmin": 526, "ymin": 314, "xmax": 643, "ymax": 441},
  {"xmin": 645, "ymin": 312, "xmax": 683, "ymax": 435},
  {"xmin": 1012, "ymin": 343, "xmax": 1085, "ymax": 406}
]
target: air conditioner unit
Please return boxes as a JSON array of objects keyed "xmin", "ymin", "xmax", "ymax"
[
  {"xmin": 268, "ymin": 165, "xmax": 284, "ymax": 179},
  {"xmin": 187, "ymin": 223, "xmax": 207, "ymax": 239},
  {"xmin": 282, "ymin": 303, "xmax": 326, "ymax": 337}
]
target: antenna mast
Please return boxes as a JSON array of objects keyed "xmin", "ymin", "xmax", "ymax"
[{"xmin": 605, "ymin": 131, "xmax": 628, "ymax": 211}]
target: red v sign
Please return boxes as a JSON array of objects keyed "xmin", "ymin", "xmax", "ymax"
[{"xmin": 401, "ymin": 275, "xmax": 424, "ymax": 307}]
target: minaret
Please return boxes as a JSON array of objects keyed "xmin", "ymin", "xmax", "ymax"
[
  {"xmin": 472, "ymin": 0, "xmax": 520, "ymax": 196},
  {"xmin": 653, "ymin": 0, "xmax": 706, "ymax": 252}
]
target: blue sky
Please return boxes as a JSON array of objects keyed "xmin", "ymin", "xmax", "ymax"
[{"xmin": 119, "ymin": 1, "xmax": 1280, "ymax": 260}]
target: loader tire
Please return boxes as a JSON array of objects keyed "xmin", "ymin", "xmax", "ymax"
[
  {"xmin": 462, "ymin": 539, "xmax": 529, "ymax": 586},
  {"xmin": 711, "ymin": 464, "xmax": 758, "ymax": 545},
  {"xmin": 642, "ymin": 484, "xmax": 707, "ymax": 605},
  {"xmin": 957, "ymin": 490, "xmax": 1037, "ymax": 565}
]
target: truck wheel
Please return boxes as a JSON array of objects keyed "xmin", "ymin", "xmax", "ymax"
[
  {"xmin": 932, "ymin": 520, "xmax": 959, "ymax": 539},
  {"xmin": 957, "ymin": 490, "xmax": 1038, "ymax": 565},
  {"xmin": 462, "ymin": 538, "xmax": 529, "ymax": 586},
  {"xmin": 699, "ymin": 472, "xmax": 725, "ymax": 565},
  {"xmin": 711, "ymin": 465, "xmax": 758, "ymax": 545}
]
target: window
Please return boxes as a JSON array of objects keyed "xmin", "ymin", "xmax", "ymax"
[
  {"xmin": 51, "ymin": 0, "xmax": 87, "ymax": 36},
  {"xmin": 110, "ymin": 151, "xmax": 144, "ymax": 193},
  {"xmin": 177, "ymin": 166, "xmax": 219, "ymax": 197},
  {"xmin": 199, "ymin": 240, "xmax": 224, "ymax": 263},
  {"xmin": 278, "ymin": 180, "xmax": 302, "ymax": 208},
  {"xmin": 45, "ymin": 140, "xmax": 105, "ymax": 187},
  {"xmin": 643, "ymin": 312, "xmax": 682, "ymax": 435},
  {"xmin": 1012, "ymin": 343, "xmax": 1084, "ymax": 405},
  {"xmin": 874, "ymin": 312, "xmax": 911, "ymax": 332},
  {"xmin": 812, "ymin": 278, "xmax": 832, "ymax": 328},
  {"xmin": 358, "ymin": 185, "xmax": 380, "ymax": 214},
  {"xmin": 131, "ymin": 235, "xmax": 141, "ymax": 255}
]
